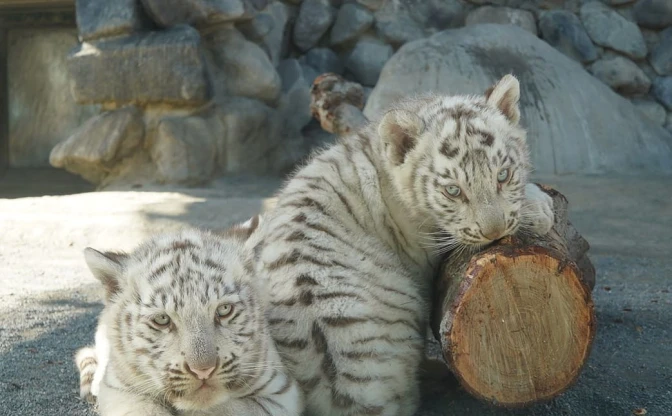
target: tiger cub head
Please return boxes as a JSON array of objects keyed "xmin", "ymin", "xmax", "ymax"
[
  {"xmin": 84, "ymin": 224, "xmax": 268, "ymax": 411},
  {"xmin": 378, "ymin": 75, "xmax": 530, "ymax": 248}
]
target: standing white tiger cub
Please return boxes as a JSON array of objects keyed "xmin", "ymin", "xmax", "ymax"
[
  {"xmin": 75, "ymin": 217, "xmax": 304, "ymax": 416},
  {"xmin": 245, "ymin": 75, "xmax": 554, "ymax": 416}
]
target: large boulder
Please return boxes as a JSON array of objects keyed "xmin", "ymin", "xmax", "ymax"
[
  {"xmin": 68, "ymin": 25, "xmax": 210, "ymax": 105},
  {"xmin": 50, "ymin": 106, "xmax": 144, "ymax": 183},
  {"xmin": 365, "ymin": 24, "xmax": 672, "ymax": 175},
  {"xmin": 202, "ymin": 26, "xmax": 281, "ymax": 106}
]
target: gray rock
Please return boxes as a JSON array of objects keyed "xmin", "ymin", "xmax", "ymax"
[
  {"xmin": 602, "ymin": 0, "xmax": 636, "ymax": 4},
  {"xmin": 299, "ymin": 48, "xmax": 343, "ymax": 75},
  {"xmin": 632, "ymin": 0, "xmax": 672, "ymax": 29},
  {"xmin": 140, "ymin": 0, "xmax": 255, "ymax": 27},
  {"xmin": 546, "ymin": 12, "xmax": 601, "ymax": 63},
  {"xmin": 249, "ymin": 0, "xmax": 269, "ymax": 9},
  {"xmin": 580, "ymin": 2, "xmax": 647, "ymax": 60},
  {"xmin": 151, "ymin": 115, "xmax": 217, "ymax": 183},
  {"xmin": 666, "ymin": 112, "xmax": 672, "ymax": 133},
  {"xmin": 277, "ymin": 59, "xmax": 315, "ymax": 132},
  {"xmin": 346, "ymin": 40, "xmax": 393, "ymax": 86},
  {"xmin": 589, "ymin": 56, "xmax": 651, "ymax": 95},
  {"xmin": 650, "ymin": 28, "xmax": 672, "ymax": 76},
  {"xmin": 632, "ymin": 99, "xmax": 667, "ymax": 125},
  {"xmin": 374, "ymin": 0, "xmax": 425, "ymax": 46},
  {"xmin": 75, "ymin": 0, "xmax": 147, "ymax": 41},
  {"xmin": 615, "ymin": 6, "xmax": 635, "ymax": 22},
  {"xmin": 330, "ymin": 3, "xmax": 373, "ymax": 46},
  {"xmin": 356, "ymin": 0, "xmax": 384, "ymax": 11},
  {"xmin": 641, "ymin": 28, "xmax": 661, "ymax": 52},
  {"xmin": 466, "ymin": 6, "xmax": 537, "ymax": 35},
  {"xmin": 236, "ymin": 11, "xmax": 275, "ymax": 40},
  {"xmin": 652, "ymin": 76, "xmax": 672, "ymax": 110},
  {"xmin": 539, "ymin": 11, "xmax": 598, "ymax": 64},
  {"xmin": 68, "ymin": 25, "xmax": 210, "ymax": 105},
  {"xmin": 278, "ymin": 59, "xmax": 313, "ymax": 90},
  {"xmin": 50, "ymin": 107, "xmax": 144, "ymax": 184},
  {"xmin": 202, "ymin": 26, "xmax": 281, "ymax": 106},
  {"xmin": 256, "ymin": 2, "xmax": 293, "ymax": 67},
  {"xmin": 408, "ymin": 0, "xmax": 466, "ymax": 31},
  {"xmin": 639, "ymin": 60, "xmax": 659, "ymax": 81},
  {"xmin": 212, "ymin": 96, "xmax": 289, "ymax": 174},
  {"xmin": 293, "ymin": 0, "xmax": 335, "ymax": 51},
  {"xmin": 365, "ymin": 24, "xmax": 672, "ymax": 174}
]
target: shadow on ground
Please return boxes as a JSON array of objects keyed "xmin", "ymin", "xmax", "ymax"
[
  {"xmin": 0, "ymin": 168, "xmax": 94, "ymax": 199},
  {"xmin": 0, "ymin": 286, "xmax": 100, "ymax": 416}
]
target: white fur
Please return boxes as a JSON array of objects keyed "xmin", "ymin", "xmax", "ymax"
[
  {"xmin": 247, "ymin": 75, "xmax": 554, "ymax": 416},
  {"xmin": 76, "ymin": 228, "xmax": 304, "ymax": 416}
]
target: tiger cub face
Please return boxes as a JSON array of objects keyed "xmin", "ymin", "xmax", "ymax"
[
  {"xmin": 85, "ymin": 227, "xmax": 268, "ymax": 411},
  {"xmin": 378, "ymin": 75, "xmax": 530, "ymax": 248}
]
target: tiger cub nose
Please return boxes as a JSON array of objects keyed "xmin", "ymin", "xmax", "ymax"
[
  {"xmin": 483, "ymin": 228, "xmax": 504, "ymax": 241},
  {"xmin": 186, "ymin": 364, "xmax": 216, "ymax": 380},
  {"xmin": 481, "ymin": 222, "xmax": 506, "ymax": 241}
]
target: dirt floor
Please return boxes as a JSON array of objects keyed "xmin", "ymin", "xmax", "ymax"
[{"xmin": 0, "ymin": 169, "xmax": 670, "ymax": 416}]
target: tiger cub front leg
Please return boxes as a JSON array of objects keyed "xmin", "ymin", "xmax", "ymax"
[
  {"xmin": 520, "ymin": 183, "xmax": 554, "ymax": 236},
  {"xmin": 96, "ymin": 380, "xmax": 173, "ymax": 416}
]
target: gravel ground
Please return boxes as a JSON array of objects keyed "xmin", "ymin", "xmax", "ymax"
[{"xmin": 0, "ymin": 172, "xmax": 670, "ymax": 416}]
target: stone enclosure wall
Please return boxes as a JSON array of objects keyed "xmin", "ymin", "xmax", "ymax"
[{"xmin": 49, "ymin": 0, "xmax": 672, "ymax": 186}]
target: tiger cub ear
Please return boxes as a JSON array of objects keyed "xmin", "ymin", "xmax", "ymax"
[
  {"xmin": 237, "ymin": 214, "xmax": 262, "ymax": 239},
  {"xmin": 83, "ymin": 248, "xmax": 128, "ymax": 302},
  {"xmin": 378, "ymin": 109, "xmax": 425, "ymax": 166},
  {"xmin": 485, "ymin": 74, "xmax": 521, "ymax": 125},
  {"xmin": 217, "ymin": 214, "xmax": 263, "ymax": 241}
]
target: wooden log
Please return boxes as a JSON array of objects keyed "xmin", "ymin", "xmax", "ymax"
[{"xmin": 431, "ymin": 186, "xmax": 596, "ymax": 407}]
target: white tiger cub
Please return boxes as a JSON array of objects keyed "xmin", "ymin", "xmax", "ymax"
[
  {"xmin": 74, "ymin": 218, "xmax": 304, "ymax": 416},
  {"xmin": 245, "ymin": 75, "xmax": 554, "ymax": 416}
]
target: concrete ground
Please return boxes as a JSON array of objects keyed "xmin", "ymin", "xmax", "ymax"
[{"xmin": 0, "ymin": 169, "xmax": 670, "ymax": 416}]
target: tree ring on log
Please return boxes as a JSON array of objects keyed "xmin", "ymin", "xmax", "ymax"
[{"xmin": 436, "ymin": 244, "xmax": 595, "ymax": 407}]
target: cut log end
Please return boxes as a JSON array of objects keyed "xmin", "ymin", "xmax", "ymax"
[
  {"xmin": 442, "ymin": 247, "xmax": 595, "ymax": 407},
  {"xmin": 432, "ymin": 186, "xmax": 596, "ymax": 407}
]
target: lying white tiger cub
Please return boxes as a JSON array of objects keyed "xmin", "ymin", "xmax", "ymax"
[{"xmin": 75, "ymin": 217, "xmax": 303, "ymax": 416}]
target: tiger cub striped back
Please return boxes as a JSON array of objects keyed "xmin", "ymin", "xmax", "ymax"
[
  {"xmin": 74, "ymin": 217, "xmax": 303, "ymax": 415},
  {"xmin": 246, "ymin": 75, "xmax": 555, "ymax": 415}
]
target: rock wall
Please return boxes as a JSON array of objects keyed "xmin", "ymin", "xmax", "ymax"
[
  {"xmin": 8, "ymin": 28, "xmax": 99, "ymax": 167},
  {"xmin": 50, "ymin": 0, "xmax": 672, "ymax": 184},
  {"xmin": 50, "ymin": 0, "xmax": 314, "ymax": 187}
]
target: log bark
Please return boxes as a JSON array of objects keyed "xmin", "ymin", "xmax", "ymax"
[{"xmin": 431, "ymin": 186, "xmax": 596, "ymax": 407}]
